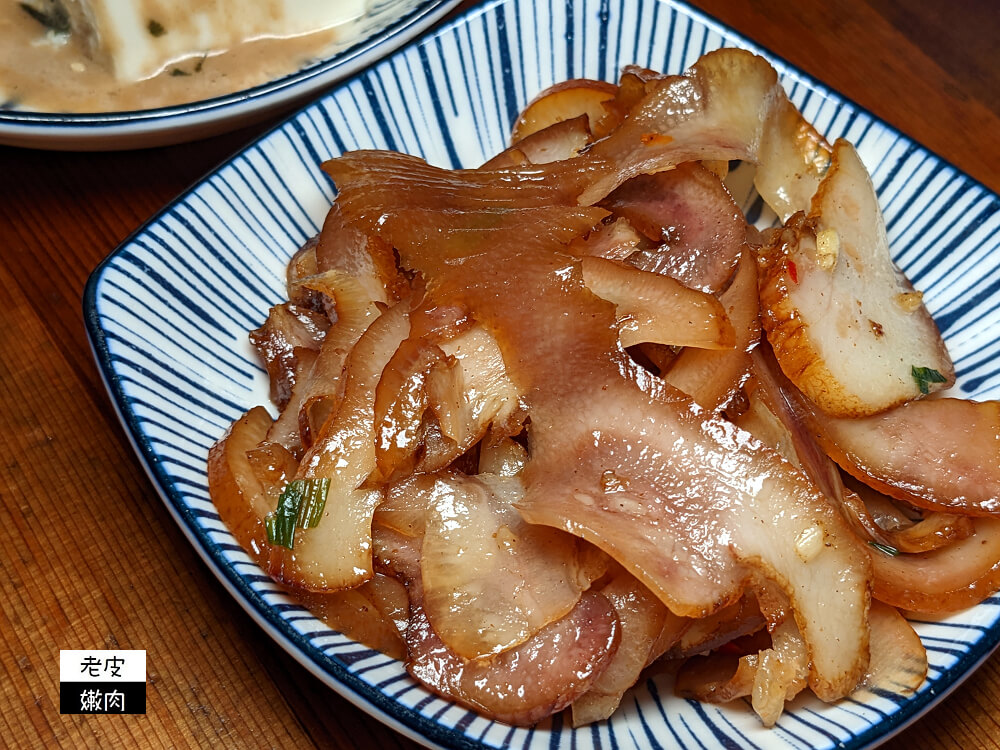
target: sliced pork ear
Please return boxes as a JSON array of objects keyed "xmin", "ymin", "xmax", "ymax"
[
  {"xmin": 570, "ymin": 565, "xmax": 686, "ymax": 726},
  {"xmin": 485, "ymin": 115, "xmax": 592, "ymax": 168},
  {"xmin": 667, "ymin": 593, "xmax": 765, "ymax": 659},
  {"xmin": 579, "ymin": 48, "xmax": 833, "ymax": 214},
  {"xmin": 591, "ymin": 65, "xmax": 663, "ymax": 137},
  {"xmin": 602, "ymin": 163, "xmax": 746, "ymax": 293},
  {"xmin": 426, "ymin": 324, "xmax": 524, "ymax": 453},
  {"xmin": 295, "ymin": 271, "xmax": 383, "ymax": 446},
  {"xmin": 358, "ymin": 201, "xmax": 870, "ymax": 704},
  {"xmin": 518, "ymin": 383, "xmax": 871, "ymax": 702},
  {"xmin": 510, "ymin": 79, "xmax": 618, "ymax": 143},
  {"xmin": 676, "ymin": 586, "xmax": 809, "ymax": 726},
  {"xmin": 745, "ymin": 346, "xmax": 979, "ymax": 551},
  {"xmin": 269, "ymin": 301, "xmax": 411, "ymax": 592},
  {"xmin": 287, "ymin": 235, "xmax": 323, "ymax": 311},
  {"xmin": 265, "ymin": 346, "xmax": 318, "ymax": 455},
  {"xmin": 804, "ymin": 397, "xmax": 1000, "ymax": 517},
  {"xmin": 663, "ymin": 250, "xmax": 760, "ymax": 411},
  {"xmin": 744, "ymin": 346, "xmax": 847, "ymax": 502},
  {"xmin": 675, "ymin": 651, "xmax": 758, "ymax": 704},
  {"xmin": 373, "ymin": 473, "xmax": 440, "ymax": 539},
  {"xmin": 250, "ymin": 303, "xmax": 329, "ymax": 409},
  {"xmin": 581, "ymin": 255, "xmax": 735, "ymax": 350},
  {"xmin": 315, "ymin": 201, "xmax": 405, "ymax": 303},
  {"xmin": 842, "ymin": 474, "xmax": 974, "ymax": 554},
  {"xmin": 372, "ymin": 525, "xmax": 621, "ymax": 726},
  {"xmin": 370, "ymin": 336, "xmax": 445, "ymax": 484},
  {"xmin": 407, "ymin": 589, "xmax": 620, "ymax": 726},
  {"xmin": 298, "ymin": 575, "xmax": 408, "ymax": 660},
  {"xmin": 208, "ymin": 406, "xmax": 282, "ymax": 568},
  {"xmin": 869, "ymin": 518, "xmax": 1000, "ymax": 614},
  {"xmin": 326, "ymin": 50, "xmax": 830, "ymax": 223},
  {"xmin": 420, "ymin": 472, "xmax": 590, "ymax": 660},
  {"xmin": 856, "ymin": 602, "xmax": 926, "ymax": 698},
  {"xmin": 748, "ymin": 618, "xmax": 810, "ymax": 726},
  {"xmin": 324, "ymin": 150, "xmax": 587, "ymax": 222},
  {"xmin": 758, "ymin": 139, "xmax": 954, "ymax": 417}
]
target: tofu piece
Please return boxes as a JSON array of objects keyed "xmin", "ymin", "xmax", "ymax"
[{"xmin": 68, "ymin": 0, "xmax": 368, "ymax": 82}]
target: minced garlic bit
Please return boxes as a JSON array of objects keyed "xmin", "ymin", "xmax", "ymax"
[
  {"xmin": 495, "ymin": 525, "xmax": 517, "ymax": 550},
  {"xmin": 815, "ymin": 228, "xmax": 839, "ymax": 270},
  {"xmin": 894, "ymin": 291, "xmax": 924, "ymax": 313},
  {"xmin": 794, "ymin": 525, "xmax": 825, "ymax": 562}
]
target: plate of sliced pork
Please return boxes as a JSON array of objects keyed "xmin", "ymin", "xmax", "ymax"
[{"xmin": 85, "ymin": 0, "xmax": 1000, "ymax": 747}]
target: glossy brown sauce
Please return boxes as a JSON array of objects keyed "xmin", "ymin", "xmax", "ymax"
[{"xmin": 0, "ymin": 5, "xmax": 353, "ymax": 113}]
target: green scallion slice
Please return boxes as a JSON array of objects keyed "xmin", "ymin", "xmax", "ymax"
[
  {"xmin": 297, "ymin": 478, "xmax": 330, "ymax": 529},
  {"xmin": 868, "ymin": 541, "xmax": 901, "ymax": 557},
  {"xmin": 265, "ymin": 478, "xmax": 330, "ymax": 549},
  {"xmin": 265, "ymin": 480, "xmax": 305, "ymax": 549},
  {"xmin": 911, "ymin": 365, "xmax": 947, "ymax": 395}
]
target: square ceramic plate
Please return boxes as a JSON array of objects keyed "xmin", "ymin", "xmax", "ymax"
[{"xmin": 84, "ymin": 0, "xmax": 1000, "ymax": 747}]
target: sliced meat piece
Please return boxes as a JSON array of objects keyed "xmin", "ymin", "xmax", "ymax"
[
  {"xmin": 354, "ymin": 203, "xmax": 870, "ymax": 703},
  {"xmin": 269, "ymin": 301, "xmax": 410, "ymax": 591},
  {"xmin": 758, "ymin": 140, "xmax": 953, "ymax": 417},
  {"xmin": 663, "ymin": 250, "xmax": 760, "ymax": 411},
  {"xmin": 808, "ymin": 397, "xmax": 1000, "ymax": 516},
  {"xmin": 581, "ymin": 255, "xmax": 735, "ymax": 349},
  {"xmin": 485, "ymin": 115, "xmax": 592, "ymax": 168},
  {"xmin": 406, "ymin": 590, "xmax": 620, "ymax": 726},
  {"xmin": 249, "ymin": 302, "xmax": 329, "ymax": 409},
  {"xmin": 420, "ymin": 473, "xmax": 589, "ymax": 660},
  {"xmin": 571, "ymin": 565, "xmax": 685, "ymax": 725},
  {"xmin": 856, "ymin": 602, "xmax": 926, "ymax": 697},
  {"xmin": 298, "ymin": 574, "xmax": 408, "ymax": 660},
  {"xmin": 511, "ymin": 79, "xmax": 618, "ymax": 143},
  {"xmin": 603, "ymin": 163, "xmax": 745, "ymax": 293},
  {"xmin": 870, "ymin": 518, "xmax": 1000, "ymax": 613}
]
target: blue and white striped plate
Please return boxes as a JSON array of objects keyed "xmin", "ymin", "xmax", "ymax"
[{"xmin": 84, "ymin": 0, "xmax": 1000, "ymax": 747}]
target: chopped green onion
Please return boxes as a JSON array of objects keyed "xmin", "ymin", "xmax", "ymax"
[
  {"xmin": 911, "ymin": 365, "xmax": 947, "ymax": 395},
  {"xmin": 266, "ymin": 480, "xmax": 305, "ymax": 549},
  {"xmin": 265, "ymin": 512, "xmax": 297, "ymax": 550},
  {"xmin": 265, "ymin": 478, "xmax": 330, "ymax": 549},
  {"xmin": 868, "ymin": 541, "xmax": 900, "ymax": 557},
  {"xmin": 297, "ymin": 478, "xmax": 330, "ymax": 529}
]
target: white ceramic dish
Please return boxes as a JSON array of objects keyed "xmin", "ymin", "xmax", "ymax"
[
  {"xmin": 0, "ymin": 0, "xmax": 461, "ymax": 150},
  {"xmin": 85, "ymin": 0, "xmax": 1000, "ymax": 747}
]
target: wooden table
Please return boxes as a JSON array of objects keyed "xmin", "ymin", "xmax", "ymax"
[{"xmin": 2, "ymin": 1, "xmax": 998, "ymax": 747}]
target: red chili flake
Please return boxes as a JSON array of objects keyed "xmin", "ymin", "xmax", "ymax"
[{"xmin": 787, "ymin": 260, "xmax": 799, "ymax": 283}]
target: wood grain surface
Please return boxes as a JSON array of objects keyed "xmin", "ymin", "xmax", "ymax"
[{"xmin": 1, "ymin": 1, "xmax": 998, "ymax": 748}]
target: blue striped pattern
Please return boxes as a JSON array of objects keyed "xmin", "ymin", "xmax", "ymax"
[{"xmin": 84, "ymin": 0, "xmax": 1000, "ymax": 748}]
